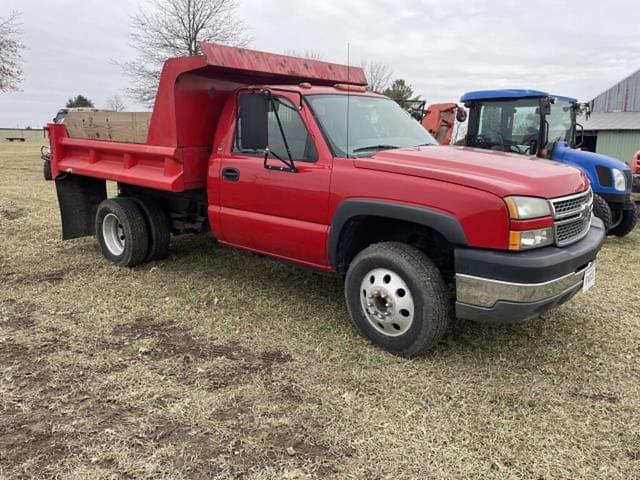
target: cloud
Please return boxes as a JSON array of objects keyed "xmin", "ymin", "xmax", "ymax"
[{"xmin": 1, "ymin": 0, "xmax": 639, "ymax": 127}]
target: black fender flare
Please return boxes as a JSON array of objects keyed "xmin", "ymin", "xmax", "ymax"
[{"xmin": 328, "ymin": 199, "xmax": 468, "ymax": 270}]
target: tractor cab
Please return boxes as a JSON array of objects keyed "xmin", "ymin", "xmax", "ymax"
[
  {"xmin": 460, "ymin": 89, "xmax": 636, "ymax": 237},
  {"xmin": 461, "ymin": 89, "xmax": 581, "ymax": 156}
]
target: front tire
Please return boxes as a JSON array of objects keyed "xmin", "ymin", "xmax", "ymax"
[
  {"xmin": 95, "ymin": 198, "xmax": 149, "ymax": 267},
  {"xmin": 345, "ymin": 242, "xmax": 450, "ymax": 357},
  {"xmin": 593, "ymin": 194, "xmax": 612, "ymax": 231}
]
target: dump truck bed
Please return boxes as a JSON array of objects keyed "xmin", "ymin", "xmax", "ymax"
[{"xmin": 46, "ymin": 43, "xmax": 366, "ymax": 193}]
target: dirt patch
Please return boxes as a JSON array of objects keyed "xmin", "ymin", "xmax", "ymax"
[
  {"xmin": 0, "ymin": 206, "xmax": 26, "ymax": 220},
  {"xmin": 1, "ymin": 299, "xmax": 37, "ymax": 329},
  {"xmin": 2, "ymin": 267, "xmax": 77, "ymax": 286},
  {"xmin": 576, "ymin": 392, "xmax": 621, "ymax": 404},
  {"xmin": 111, "ymin": 316, "xmax": 292, "ymax": 372}
]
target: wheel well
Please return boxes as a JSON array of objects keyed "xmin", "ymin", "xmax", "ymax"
[{"xmin": 334, "ymin": 216, "xmax": 454, "ymax": 279}]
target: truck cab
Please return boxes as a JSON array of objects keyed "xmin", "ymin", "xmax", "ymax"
[
  {"xmin": 44, "ymin": 45, "xmax": 605, "ymax": 356},
  {"xmin": 461, "ymin": 89, "xmax": 636, "ymax": 237}
]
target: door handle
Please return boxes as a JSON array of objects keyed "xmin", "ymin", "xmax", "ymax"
[{"xmin": 221, "ymin": 167, "xmax": 240, "ymax": 182}]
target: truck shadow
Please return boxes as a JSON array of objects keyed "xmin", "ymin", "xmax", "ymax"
[{"xmin": 165, "ymin": 234, "xmax": 582, "ymax": 364}]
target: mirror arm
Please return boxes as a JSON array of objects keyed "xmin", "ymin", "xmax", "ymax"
[
  {"xmin": 574, "ymin": 122, "xmax": 584, "ymax": 149},
  {"xmin": 264, "ymin": 148, "xmax": 297, "ymax": 172},
  {"xmin": 268, "ymin": 95, "xmax": 296, "ymax": 171},
  {"xmin": 542, "ymin": 120, "xmax": 550, "ymax": 148}
]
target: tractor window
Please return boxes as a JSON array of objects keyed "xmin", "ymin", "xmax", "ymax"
[
  {"xmin": 475, "ymin": 99, "xmax": 540, "ymax": 154},
  {"xmin": 547, "ymin": 100, "xmax": 574, "ymax": 144}
]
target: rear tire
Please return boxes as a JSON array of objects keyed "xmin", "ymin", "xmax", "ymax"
[
  {"xmin": 43, "ymin": 160, "xmax": 52, "ymax": 181},
  {"xmin": 345, "ymin": 242, "xmax": 450, "ymax": 357},
  {"xmin": 95, "ymin": 198, "xmax": 149, "ymax": 267},
  {"xmin": 608, "ymin": 206, "xmax": 637, "ymax": 237},
  {"xmin": 131, "ymin": 196, "xmax": 171, "ymax": 261},
  {"xmin": 593, "ymin": 194, "xmax": 612, "ymax": 231}
]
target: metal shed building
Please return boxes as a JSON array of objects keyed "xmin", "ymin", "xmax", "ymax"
[{"xmin": 581, "ymin": 69, "xmax": 640, "ymax": 165}]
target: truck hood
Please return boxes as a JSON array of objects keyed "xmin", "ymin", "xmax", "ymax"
[{"xmin": 354, "ymin": 145, "xmax": 589, "ymax": 198}]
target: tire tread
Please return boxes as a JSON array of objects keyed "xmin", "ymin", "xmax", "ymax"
[
  {"xmin": 345, "ymin": 242, "xmax": 450, "ymax": 357},
  {"xmin": 96, "ymin": 198, "xmax": 149, "ymax": 267}
]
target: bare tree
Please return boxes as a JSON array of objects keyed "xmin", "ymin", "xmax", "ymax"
[
  {"xmin": 106, "ymin": 94, "xmax": 127, "ymax": 112},
  {"xmin": 122, "ymin": 0, "xmax": 250, "ymax": 106},
  {"xmin": 0, "ymin": 11, "xmax": 25, "ymax": 93},
  {"xmin": 361, "ymin": 60, "xmax": 393, "ymax": 92},
  {"xmin": 284, "ymin": 49, "xmax": 324, "ymax": 60}
]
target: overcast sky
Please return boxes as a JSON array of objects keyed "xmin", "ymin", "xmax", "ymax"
[{"xmin": 1, "ymin": 0, "xmax": 639, "ymax": 128}]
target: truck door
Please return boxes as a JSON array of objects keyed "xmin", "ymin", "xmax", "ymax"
[{"xmin": 216, "ymin": 91, "xmax": 331, "ymax": 267}]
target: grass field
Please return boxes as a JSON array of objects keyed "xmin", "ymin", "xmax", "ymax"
[{"xmin": 1, "ymin": 143, "xmax": 639, "ymax": 479}]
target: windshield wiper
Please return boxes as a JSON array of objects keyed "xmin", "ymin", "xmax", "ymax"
[{"xmin": 352, "ymin": 144, "xmax": 400, "ymax": 153}]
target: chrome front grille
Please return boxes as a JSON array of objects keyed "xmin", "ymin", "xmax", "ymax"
[{"xmin": 550, "ymin": 189, "xmax": 593, "ymax": 246}]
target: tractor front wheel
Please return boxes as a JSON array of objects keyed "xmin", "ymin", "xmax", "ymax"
[{"xmin": 592, "ymin": 194, "xmax": 612, "ymax": 231}]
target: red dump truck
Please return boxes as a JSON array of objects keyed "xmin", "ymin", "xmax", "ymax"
[{"xmin": 44, "ymin": 44, "xmax": 605, "ymax": 356}]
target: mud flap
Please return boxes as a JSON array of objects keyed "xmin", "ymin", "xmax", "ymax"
[{"xmin": 55, "ymin": 175, "xmax": 107, "ymax": 239}]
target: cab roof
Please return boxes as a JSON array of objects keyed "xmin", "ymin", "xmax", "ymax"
[{"xmin": 461, "ymin": 89, "xmax": 577, "ymax": 103}]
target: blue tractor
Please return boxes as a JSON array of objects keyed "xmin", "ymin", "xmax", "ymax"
[{"xmin": 460, "ymin": 89, "xmax": 637, "ymax": 237}]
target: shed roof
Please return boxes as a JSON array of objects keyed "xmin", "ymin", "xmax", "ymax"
[
  {"xmin": 581, "ymin": 111, "xmax": 640, "ymax": 131},
  {"xmin": 589, "ymin": 69, "xmax": 640, "ymax": 113}
]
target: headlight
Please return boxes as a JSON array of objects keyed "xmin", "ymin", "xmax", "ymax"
[
  {"xmin": 504, "ymin": 196, "xmax": 552, "ymax": 219},
  {"xmin": 509, "ymin": 227, "xmax": 554, "ymax": 250},
  {"xmin": 612, "ymin": 168, "xmax": 626, "ymax": 191}
]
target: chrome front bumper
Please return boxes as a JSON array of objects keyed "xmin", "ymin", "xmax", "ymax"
[
  {"xmin": 456, "ymin": 262, "xmax": 593, "ymax": 308},
  {"xmin": 453, "ymin": 218, "xmax": 605, "ymax": 323}
]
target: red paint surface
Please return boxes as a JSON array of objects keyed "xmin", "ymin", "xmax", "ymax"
[
  {"xmin": 631, "ymin": 150, "xmax": 640, "ymax": 174},
  {"xmin": 510, "ymin": 217, "xmax": 555, "ymax": 231}
]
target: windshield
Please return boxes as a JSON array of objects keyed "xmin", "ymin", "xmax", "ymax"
[
  {"xmin": 472, "ymin": 99, "xmax": 541, "ymax": 154},
  {"xmin": 306, "ymin": 94, "xmax": 437, "ymax": 157},
  {"xmin": 547, "ymin": 100, "xmax": 574, "ymax": 144}
]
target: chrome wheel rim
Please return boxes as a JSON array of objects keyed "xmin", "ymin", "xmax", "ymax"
[
  {"xmin": 102, "ymin": 213, "xmax": 125, "ymax": 256},
  {"xmin": 360, "ymin": 268, "xmax": 415, "ymax": 337}
]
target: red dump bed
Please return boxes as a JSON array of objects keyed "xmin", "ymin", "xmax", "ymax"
[{"xmin": 47, "ymin": 43, "xmax": 366, "ymax": 192}]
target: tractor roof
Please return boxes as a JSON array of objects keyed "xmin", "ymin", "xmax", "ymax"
[{"xmin": 461, "ymin": 89, "xmax": 577, "ymax": 103}]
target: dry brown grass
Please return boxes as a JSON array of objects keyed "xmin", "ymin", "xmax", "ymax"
[{"xmin": 1, "ymin": 142, "xmax": 639, "ymax": 479}]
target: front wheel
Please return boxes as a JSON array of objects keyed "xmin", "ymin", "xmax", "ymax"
[
  {"xmin": 345, "ymin": 242, "xmax": 450, "ymax": 357},
  {"xmin": 593, "ymin": 194, "xmax": 612, "ymax": 231},
  {"xmin": 608, "ymin": 206, "xmax": 637, "ymax": 237}
]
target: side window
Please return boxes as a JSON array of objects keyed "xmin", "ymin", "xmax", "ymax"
[
  {"xmin": 478, "ymin": 105, "xmax": 502, "ymax": 138},
  {"xmin": 235, "ymin": 95, "xmax": 318, "ymax": 162}
]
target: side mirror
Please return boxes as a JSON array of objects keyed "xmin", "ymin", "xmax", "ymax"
[{"xmin": 239, "ymin": 92, "xmax": 269, "ymax": 151}]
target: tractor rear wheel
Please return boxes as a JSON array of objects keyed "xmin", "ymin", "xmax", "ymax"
[{"xmin": 608, "ymin": 206, "xmax": 637, "ymax": 237}]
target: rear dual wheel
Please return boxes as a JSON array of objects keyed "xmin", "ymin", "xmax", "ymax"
[
  {"xmin": 131, "ymin": 196, "xmax": 171, "ymax": 261},
  {"xmin": 95, "ymin": 196, "xmax": 170, "ymax": 267}
]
